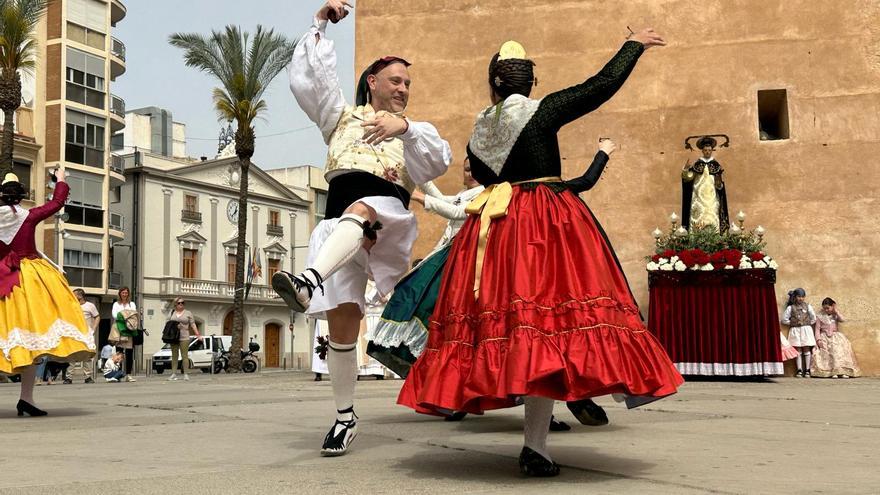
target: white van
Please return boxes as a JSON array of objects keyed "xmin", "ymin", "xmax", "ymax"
[{"xmin": 151, "ymin": 335, "xmax": 231, "ymax": 374}]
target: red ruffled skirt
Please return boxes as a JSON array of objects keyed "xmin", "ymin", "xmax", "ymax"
[{"xmin": 398, "ymin": 185, "xmax": 684, "ymax": 415}]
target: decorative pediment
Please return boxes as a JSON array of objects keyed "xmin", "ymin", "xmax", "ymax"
[
  {"xmin": 223, "ymin": 235, "xmax": 249, "ymax": 255},
  {"xmin": 263, "ymin": 241, "xmax": 288, "ymax": 260},
  {"xmin": 177, "ymin": 230, "xmax": 207, "ymax": 250}
]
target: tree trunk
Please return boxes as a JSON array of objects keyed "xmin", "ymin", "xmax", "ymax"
[
  {"xmin": 0, "ymin": 74, "xmax": 22, "ymax": 177},
  {"xmin": 227, "ymin": 156, "xmax": 250, "ymax": 372},
  {"xmin": 0, "ymin": 108, "xmax": 14, "ymax": 177}
]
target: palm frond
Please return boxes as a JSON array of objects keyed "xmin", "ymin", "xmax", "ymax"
[{"xmin": 0, "ymin": 0, "xmax": 46, "ymax": 77}]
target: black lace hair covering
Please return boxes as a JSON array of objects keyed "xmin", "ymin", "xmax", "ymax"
[{"xmin": 0, "ymin": 181, "xmax": 27, "ymax": 206}]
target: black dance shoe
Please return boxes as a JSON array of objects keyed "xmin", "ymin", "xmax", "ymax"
[
  {"xmin": 16, "ymin": 400, "xmax": 48, "ymax": 417},
  {"xmin": 443, "ymin": 411, "xmax": 468, "ymax": 422},
  {"xmin": 548, "ymin": 415, "xmax": 571, "ymax": 431},
  {"xmin": 518, "ymin": 446, "xmax": 560, "ymax": 477},
  {"xmin": 320, "ymin": 408, "xmax": 358, "ymax": 457},
  {"xmin": 566, "ymin": 398, "xmax": 609, "ymax": 426}
]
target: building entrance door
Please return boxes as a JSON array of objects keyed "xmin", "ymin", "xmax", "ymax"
[{"xmin": 264, "ymin": 323, "xmax": 280, "ymax": 368}]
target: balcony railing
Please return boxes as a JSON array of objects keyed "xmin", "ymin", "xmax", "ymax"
[
  {"xmin": 110, "ymin": 153, "xmax": 124, "ymax": 174},
  {"xmin": 110, "ymin": 212, "xmax": 124, "ymax": 231},
  {"xmin": 181, "ymin": 209, "xmax": 202, "ymax": 223},
  {"xmin": 110, "ymin": 94, "xmax": 125, "ymax": 118},
  {"xmin": 159, "ymin": 278, "xmax": 281, "ymax": 301},
  {"xmin": 266, "ymin": 224, "xmax": 284, "ymax": 237},
  {"xmin": 111, "ymin": 37, "xmax": 126, "ymax": 61}
]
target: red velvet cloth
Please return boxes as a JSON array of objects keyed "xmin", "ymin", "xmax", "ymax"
[
  {"xmin": 399, "ymin": 185, "xmax": 684, "ymax": 415},
  {"xmin": 647, "ymin": 269, "xmax": 782, "ymax": 376}
]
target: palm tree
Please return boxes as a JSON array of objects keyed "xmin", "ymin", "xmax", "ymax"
[
  {"xmin": 170, "ymin": 26, "xmax": 295, "ymax": 371},
  {"xmin": 0, "ymin": 0, "xmax": 46, "ymax": 176}
]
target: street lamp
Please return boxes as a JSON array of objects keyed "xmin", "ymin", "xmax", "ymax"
[{"xmin": 54, "ymin": 211, "xmax": 70, "ymax": 264}]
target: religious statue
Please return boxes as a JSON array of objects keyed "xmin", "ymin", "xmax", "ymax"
[{"xmin": 681, "ymin": 135, "xmax": 730, "ymax": 233}]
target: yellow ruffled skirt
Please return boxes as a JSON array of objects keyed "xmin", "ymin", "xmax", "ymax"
[{"xmin": 0, "ymin": 258, "xmax": 95, "ymax": 374}]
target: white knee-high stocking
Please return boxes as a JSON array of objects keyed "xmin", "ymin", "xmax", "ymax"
[
  {"xmin": 304, "ymin": 214, "xmax": 367, "ymax": 285},
  {"xmin": 327, "ymin": 340, "xmax": 358, "ymax": 421},
  {"xmin": 523, "ymin": 397, "xmax": 555, "ymax": 460}
]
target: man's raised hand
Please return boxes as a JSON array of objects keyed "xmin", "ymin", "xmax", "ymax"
[{"xmin": 317, "ymin": 0, "xmax": 352, "ymax": 23}]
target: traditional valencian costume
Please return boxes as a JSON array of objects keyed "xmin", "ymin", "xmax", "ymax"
[
  {"xmin": 276, "ymin": 15, "xmax": 450, "ymax": 456},
  {"xmin": 0, "ymin": 174, "xmax": 94, "ymax": 397},
  {"xmin": 397, "ymin": 39, "xmax": 683, "ymax": 476}
]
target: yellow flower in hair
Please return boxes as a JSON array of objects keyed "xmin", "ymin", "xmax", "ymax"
[{"xmin": 498, "ymin": 41, "xmax": 527, "ymax": 60}]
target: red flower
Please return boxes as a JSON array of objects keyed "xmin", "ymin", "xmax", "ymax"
[
  {"xmin": 382, "ymin": 167, "xmax": 401, "ymax": 183},
  {"xmin": 691, "ymin": 249, "xmax": 710, "ymax": 266},
  {"xmin": 749, "ymin": 251, "xmax": 765, "ymax": 261},
  {"xmin": 678, "ymin": 250, "xmax": 696, "ymax": 267},
  {"xmin": 651, "ymin": 254, "xmax": 661, "ymax": 262},
  {"xmin": 661, "ymin": 249, "xmax": 675, "ymax": 259}
]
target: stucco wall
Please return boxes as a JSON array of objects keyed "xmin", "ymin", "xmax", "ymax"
[{"xmin": 354, "ymin": 0, "xmax": 880, "ymax": 374}]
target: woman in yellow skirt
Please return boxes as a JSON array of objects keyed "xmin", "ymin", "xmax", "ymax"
[{"xmin": 0, "ymin": 169, "xmax": 94, "ymax": 416}]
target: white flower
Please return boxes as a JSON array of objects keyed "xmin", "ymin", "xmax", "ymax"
[
  {"xmin": 739, "ymin": 261, "xmax": 752, "ymax": 269},
  {"xmin": 660, "ymin": 263, "xmax": 674, "ymax": 271},
  {"xmin": 754, "ymin": 260, "xmax": 768, "ymax": 269},
  {"xmin": 658, "ymin": 258, "xmax": 669, "ymax": 265},
  {"xmin": 700, "ymin": 263, "xmax": 714, "ymax": 271},
  {"xmin": 724, "ymin": 265, "xmax": 735, "ymax": 270},
  {"xmin": 768, "ymin": 260, "xmax": 779, "ymax": 270},
  {"xmin": 646, "ymin": 261, "xmax": 660, "ymax": 271},
  {"xmin": 674, "ymin": 260, "xmax": 687, "ymax": 271},
  {"xmin": 670, "ymin": 256, "xmax": 680, "ymax": 263},
  {"xmin": 740, "ymin": 255, "xmax": 751, "ymax": 263},
  {"xmin": 689, "ymin": 264, "xmax": 700, "ymax": 270}
]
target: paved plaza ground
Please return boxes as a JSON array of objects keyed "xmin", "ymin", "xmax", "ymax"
[{"xmin": 0, "ymin": 371, "xmax": 877, "ymax": 494}]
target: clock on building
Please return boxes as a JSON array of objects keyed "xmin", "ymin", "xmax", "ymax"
[{"xmin": 226, "ymin": 200, "xmax": 239, "ymax": 223}]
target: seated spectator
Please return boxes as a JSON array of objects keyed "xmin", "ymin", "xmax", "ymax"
[{"xmin": 103, "ymin": 352, "xmax": 126, "ymax": 383}]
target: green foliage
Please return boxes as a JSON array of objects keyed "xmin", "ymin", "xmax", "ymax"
[
  {"xmin": 650, "ymin": 224, "xmax": 767, "ymax": 258},
  {"xmin": 0, "ymin": 0, "xmax": 46, "ymax": 78}
]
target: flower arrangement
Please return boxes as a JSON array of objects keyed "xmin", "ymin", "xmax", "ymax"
[{"xmin": 646, "ymin": 212, "xmax": 778, "ymax": 272}]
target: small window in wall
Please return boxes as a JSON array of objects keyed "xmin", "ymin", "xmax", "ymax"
[
  {"xmin": 184, "ymin": 194, "xmax": 198, "ymax": 212},
  {"xmin": 226, "ymin": 254, "xmax": 237, "ymax": 283},
  {"xmin": 267, "ymin": 258, "xmax": 281, "ymax": 281},
  {"xmin": 757, "ymin": 89, "xmax": 790, "ymax": 141},
  {"xmin": 268, "ymin": 209, "xmax": 280, "ymax": 226}
]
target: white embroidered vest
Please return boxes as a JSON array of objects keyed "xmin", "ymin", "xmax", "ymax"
[{"xmin": 325, "ymin": 104, "xmax": 416, "ymax": 193}]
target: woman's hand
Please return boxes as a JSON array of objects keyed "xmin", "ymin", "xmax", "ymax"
[
  {"xmin": 53, "ymin": 167, "xmax": 64, "ymax": 182},
  {"xmin": 317, "ymin": 0, "xmax": 352, "ymax": 23},
  {"xmin": 410, "ymin": 189, "xmax": 426, "ymax": 205},
  {"xmin": 598, "ymin": 138, "xmax": 616, "ymax": 156},
  {"xmin": 628, "ymin": 28, "xmax": 666, "ymax": 49}
]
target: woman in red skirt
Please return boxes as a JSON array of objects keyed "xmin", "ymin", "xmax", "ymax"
[{"xmin": 398, "ymin": 29, "xmax": 683, "ymax": 477}]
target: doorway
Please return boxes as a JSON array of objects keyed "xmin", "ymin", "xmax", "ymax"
[{"xmin": 264, "ymin": 323, "xmax": 281, "ymax": 368}]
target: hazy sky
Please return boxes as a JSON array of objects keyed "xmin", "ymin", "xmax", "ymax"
[{"xmin": 112, "ymin": 0, "xmax": 356, "ymax": 170}]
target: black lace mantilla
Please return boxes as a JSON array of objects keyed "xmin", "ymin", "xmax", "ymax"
[{"xmin": 468, "ymin": 41, "xmax": 644, "ymax": 186}]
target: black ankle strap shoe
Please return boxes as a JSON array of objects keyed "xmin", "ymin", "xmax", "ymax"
[{"xmin": 518, "ymin": 446, "xmax": 560, "ymax": 477}]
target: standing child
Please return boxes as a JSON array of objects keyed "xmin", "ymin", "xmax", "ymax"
[
  {"xmin": 782, "ymin": 288, "xmax": 817, "ymax": 377},
  {"xmin": 811, "ymin": 298, "xmax": 861, "ymax": 378}
]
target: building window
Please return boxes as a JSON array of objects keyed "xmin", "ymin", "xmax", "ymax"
[
  {"xmin": 65, "ymin": 170, "xmax": 104, "ymax": 227},
  {"xmin": 67, "ymin": 22, "xmax": 105, "ymax": 50},
  {"xmin": 267, "ymin": 258, "xmax": 281, "ymax": 281},
  {"xmin": 66, "ymin": 0, "xmax": 106, "ymax": 49},
  {"xmin": 226, "ymin": 254, "xmax": 237, "ymax": 283},
  {"xmin": 315, "ymin": 191, "xmax": 327, "ymax": 224},
  {"xmin": 757, "ymin": 89, "xmax": 790, "ymax": 141},
  {"xmin": 184, "ymin": 194, "xmax": 198, "ymax": 212},
  {"xmin": 182, "ymin": 249, "xmax": 198, "ymax": 279},
  {"xmin": 66, "ymin": 48, "xmax": 105, "ymax": 109},
  {"xmin": 269, "ymin": 210, "xmax": 280, "ymax": 226},
  {"xmin": 66, "ymin": 109, "xmax": 105, "ymax": 168},
  {"xmin": 63, "ymin": 236, "xmax": 103, "ymax": 288},
  {"xmin": 12, "ymin": 160, "xmax": 32, "ymax": 199}
]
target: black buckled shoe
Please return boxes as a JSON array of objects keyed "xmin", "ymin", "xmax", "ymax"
[
  {"xmin": 548, "ymin": 415, "xmax": 571, "ymax": 431},
  {"xmin": 320, "ymin": 408, "xmax": 358, "ymax": 457},
  {"xmin": 272, "ymin": 268, "xmax": 323, "ymax": 313},
  {"xmin": 518, "ymin": 447, "xmax": 560, "ymax": 477},
  {"xmin": 566, "ymin": 398, "xmax": 609, "ymax": 426}
]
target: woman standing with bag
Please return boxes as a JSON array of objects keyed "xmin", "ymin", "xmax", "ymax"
[
  {"xmin": 111, "ymin": 287, "xmax": 138, "ymax": 382},
  {"xmin": 167, "ymin": 298, "xmax": 202, "ymax": 381}
]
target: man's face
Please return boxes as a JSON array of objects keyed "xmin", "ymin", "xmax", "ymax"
[
  {"xmin": 701, "ymin": 145, "xmax": 714, "ymax": 159},
  {"xmin": 75, "ymin": 292, "xmax": 85, "ymax": 303},
  {"xmin": 368, "ymin": 63, "xmax": 410, "ymax": 113}
]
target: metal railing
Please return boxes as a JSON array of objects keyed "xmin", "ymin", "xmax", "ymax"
[
  {"xmin": 110, "ymin": 153, "xmax": 125, "ymax": 174},
  {"xmin": 266, "ymin": 224, "xmax": 284, "ymax": 237},
  {"xmin": 111, "ymin": 37, "xmax": 126, "ymax": 61},
  {"xmin": 109, "ymin": 212, "xmax": 124, "ymax": 231},
  {"xmin": 181, "ymin": 209, "xmax": 202, "ymax": 223},
  {"xmin": 110, "ymin": 94, "xmax": 125, "ymax": 118}
]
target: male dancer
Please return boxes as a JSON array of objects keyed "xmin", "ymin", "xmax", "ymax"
[{"xmin": 276, "ymin": 0, "xmax": 451, "ymax": 456}]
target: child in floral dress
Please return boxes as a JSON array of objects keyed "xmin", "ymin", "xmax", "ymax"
[{"xmin": 811, "ymin": 297, "xmax": 860, "ymax": 378}]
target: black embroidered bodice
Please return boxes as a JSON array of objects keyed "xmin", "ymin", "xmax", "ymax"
[{"xmin": 467, "ymin": 41, "xmax": 644, "ymax": 186}]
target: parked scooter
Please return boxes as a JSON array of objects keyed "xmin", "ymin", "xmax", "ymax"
[{"xmin": 216, "ymin": 337, "xmax": 260, "ymax": 373}]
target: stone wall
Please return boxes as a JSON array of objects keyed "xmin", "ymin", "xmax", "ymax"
[{"xmin": 355, "ymin": 0, "xmax": 880, "ymax": 375}]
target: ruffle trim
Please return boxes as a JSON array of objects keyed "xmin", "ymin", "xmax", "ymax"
[
  {"xmin": 431, "ymin": 292, "xmax": 641, "ymax": 326},
  {"xmin": 1, "ymin": 319, "xmax": 96, "ymax": 361},
  {"xmin": 368, "ymin": 317, "xmax": 428, "ymax": 357}
]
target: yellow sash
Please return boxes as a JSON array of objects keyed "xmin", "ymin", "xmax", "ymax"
[{"xmin": 464, "ymin": 177, "xmax": 562, "ymax": 298}]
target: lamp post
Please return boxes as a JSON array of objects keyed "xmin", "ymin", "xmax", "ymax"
[{"xmin": 54, "ymin": 211, "xmax": 69, "ymax": 264}]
